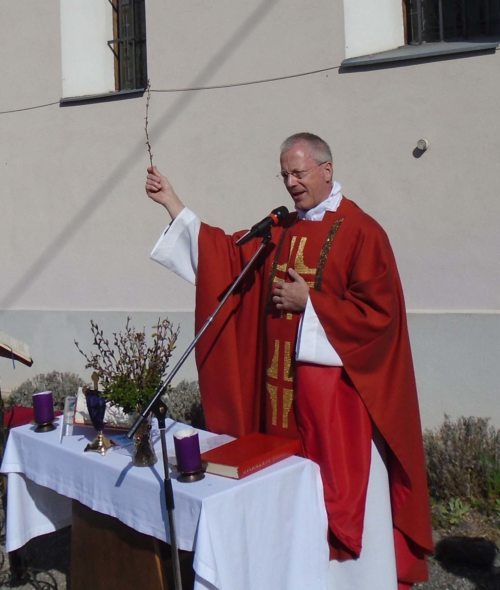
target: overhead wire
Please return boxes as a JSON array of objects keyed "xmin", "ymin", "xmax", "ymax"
[{"xmin": 0, "ymin": 65, "xmax": 340, "ymax": 115}]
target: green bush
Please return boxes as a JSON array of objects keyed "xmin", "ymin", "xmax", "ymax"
[
  {"xmin": 8, "ymin": 371, "xmax": 85, "ymax": 410},
  {"xmin": 164, "ymin": 380, "xmax": 204, "ymax": 429},
  {"xmin": 424, "ymin": 415, "xmax": 500, "ymax": 521}
]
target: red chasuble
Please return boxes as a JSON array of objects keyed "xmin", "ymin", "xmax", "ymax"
[{"xmin": 194, "ymin": 197, "xmax": 433, "ymax": 584}]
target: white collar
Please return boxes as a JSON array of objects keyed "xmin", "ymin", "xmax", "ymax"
[{"xmin": 296, "ymin": 181, "xmax": 343, "ymax": 221}]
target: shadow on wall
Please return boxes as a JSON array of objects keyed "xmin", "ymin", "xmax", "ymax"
[{"xmin": 0, "ymin": 0, "xmax": 279, "ymax": 313}]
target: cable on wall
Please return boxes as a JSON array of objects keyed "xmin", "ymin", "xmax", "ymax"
[{"xmin": 0, "ymin": 65, "xmax": 340, "ymax": 115}]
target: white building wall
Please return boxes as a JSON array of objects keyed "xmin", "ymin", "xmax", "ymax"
[
  {"xmin": 1, "ymin": 0, "xmax": 499, "ymax": 428},
  {"xmin": 60, "ymin": 0, "xmax": 115, "ymax": 97},
  {"xmin": 343, "ymin": 0, "xmax": 405, "ymax": 58}
]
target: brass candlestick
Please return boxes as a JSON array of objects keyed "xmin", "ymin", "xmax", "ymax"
[{"xmin": 85, "ymin": 429, "xmax": 116, "ymax": 455}]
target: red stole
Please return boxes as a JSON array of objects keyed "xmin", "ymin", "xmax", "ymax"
[{"xmin": 263, "ymin": 217, "xmax": 343, "ymax": 438}]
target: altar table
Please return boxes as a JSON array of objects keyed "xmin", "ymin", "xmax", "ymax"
[{"xmin": 1, "ymin": 418, "xmax": 330, "ymax": 590}]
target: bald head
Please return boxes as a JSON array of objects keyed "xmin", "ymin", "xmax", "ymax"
[{"xmin": 280, "ymin": 132, "xmax": 333, "ymax": 165}]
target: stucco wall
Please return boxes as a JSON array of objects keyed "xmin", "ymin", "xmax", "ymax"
[
  {"xmin": 1, "ymin": 1, "xmax": 498, "ymax": 429},
  {"xmin": 1, "ymin": 310, "xmax": 498, "ymax": 430}
]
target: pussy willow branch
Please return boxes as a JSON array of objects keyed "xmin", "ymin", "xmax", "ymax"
[{"xmin": 145, "ymin": 79, "xmax": 154, "ymax": 167}]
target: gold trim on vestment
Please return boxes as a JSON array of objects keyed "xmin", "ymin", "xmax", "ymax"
[
  {"xmin": 266, "ymin": 383, "xmax": 278, "ymax": 426},
  {"xmin": 267, "ymin": 340, "xmax": 279, "ymax": 379},
  {"xmin": 282, "ymin": 388, "xmax": 293, "ymax": 429},
  {"xmin": 314, "ymin": 218, "xmax": 344, "ymax": 289}
]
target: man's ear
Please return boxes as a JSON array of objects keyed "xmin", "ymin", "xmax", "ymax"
[{"xmin": 323, "ymin": 161, "xmax": 333, "ymax": 182}]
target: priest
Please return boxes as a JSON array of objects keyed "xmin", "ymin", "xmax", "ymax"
[{"xmin": 145, "ymin": 132, "xmax": 433, "ymax": 589}]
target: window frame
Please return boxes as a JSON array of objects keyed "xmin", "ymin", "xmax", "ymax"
[
  {"xmin": 108, "ymin": 0, "xmax": 148, "ymax": 93},
  {"xmin": 60, "ymin": 0, "xmax": 147, "ymax": 104},
  {"xmin": 341, "ymin": 0, "xmax": 499, "ymax": 70},
  {"xmin": 407, "ymin": 0, "xmax": 500, "ymax": 46}
]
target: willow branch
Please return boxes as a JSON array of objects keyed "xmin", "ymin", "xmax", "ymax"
[{"xmin": 145, "ymin": 79, "xmax": 154, "ymax": 167}]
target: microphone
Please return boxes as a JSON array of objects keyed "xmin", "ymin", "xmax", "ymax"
[{"xmin": 236, "ymin": 206, "xmax": 289, "ymax": 246}]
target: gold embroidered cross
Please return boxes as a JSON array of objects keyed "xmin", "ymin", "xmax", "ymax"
[{"xmin": 266, "ymin": 339, "xmax": 294, "ymax": 429}]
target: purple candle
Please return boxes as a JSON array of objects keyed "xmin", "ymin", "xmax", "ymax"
[
  {"xmin": 32, "ymin": 391, "xmax": 55, "ymax": 424},
  {"xmin": 174, "ymin": 429, "xmax": 202, "ymax": 474}
]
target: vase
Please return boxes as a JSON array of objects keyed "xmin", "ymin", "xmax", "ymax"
[{"xmin": 132, "ymin": 413, "xmax": 157, "ymax": 467}]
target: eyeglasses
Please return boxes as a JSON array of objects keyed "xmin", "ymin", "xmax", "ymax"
[{"xmin": 278, "ymin": 162, "xmax": 329, "ymax": 181}]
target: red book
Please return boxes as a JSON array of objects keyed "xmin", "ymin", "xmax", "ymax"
[{"xmin": 201, "ymin": 432, "xmax": 301, "ymax": 479}]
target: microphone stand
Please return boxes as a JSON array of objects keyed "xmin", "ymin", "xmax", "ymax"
[{"xmin": 127, "ymin": 231, "xmax": 272, "ymax": 590}]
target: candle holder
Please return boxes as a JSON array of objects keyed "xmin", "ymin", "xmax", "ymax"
[
  {"xmin": 174, "ymin": 429, "xmax": 205, "ymax": 483},
  {"xmin": 84, "ymin": 389, "xmax": 115, "ymax": 455},
  {"xmin": 32, "ymin": 391, "xmax": 56, "ymax": 433}
]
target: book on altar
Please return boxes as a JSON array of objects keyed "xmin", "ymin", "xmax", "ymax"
[
  {"xmin": 0, "ymin": 331, "xmax": 33, "ymax": 367},
  {"xmin": 200, "ymin": 432, "xmax": 301, "ymax": 479}
]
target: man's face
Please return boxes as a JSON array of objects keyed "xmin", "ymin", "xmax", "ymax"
[{"xmin": 279, "ymin": 141, "xmax": 333, "ymax": 211}]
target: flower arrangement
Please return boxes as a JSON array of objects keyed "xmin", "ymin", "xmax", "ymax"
[{"xmin": 75, "ymin": 317, "xmax": 179, "ymax": 415}]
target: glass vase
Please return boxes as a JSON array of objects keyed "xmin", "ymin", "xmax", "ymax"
[{"xmin": 132, "ymin": 413, "xmax": 157, "ymax": 467}]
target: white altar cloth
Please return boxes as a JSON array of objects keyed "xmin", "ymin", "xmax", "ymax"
[{"xmin": 1, "ymin": 419, "xmax": 330, "ymax": 590}]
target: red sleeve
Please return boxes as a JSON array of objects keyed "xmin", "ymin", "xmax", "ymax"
[{"xmin": 194, "ymin": 223, "xmax": 266, "ymax": 437}]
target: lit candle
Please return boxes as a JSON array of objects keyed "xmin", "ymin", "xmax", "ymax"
[
  {"xmin": 32, "ymin": 391, "xmax": 55, "ymax": 425},
  {"xmin": 174, "ymin": 429, "xmax": 202, "ymax": 474}
]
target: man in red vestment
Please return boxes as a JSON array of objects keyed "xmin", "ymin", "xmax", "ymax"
[{"xmin": 145, "ymin": 133, "xmax": 433, "ymax": 589}]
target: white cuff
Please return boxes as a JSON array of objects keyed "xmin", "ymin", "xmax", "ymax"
[{"xmin": 150, "ymin": 208, "xmax": 200, "ymax": 285}]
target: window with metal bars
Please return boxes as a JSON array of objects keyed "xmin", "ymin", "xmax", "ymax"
[
  {"xmin": 406, "ymin": 0, "xmax": 500, "ymax": 45},
  {"xmin": 108, "ymin": 0, "xmax": 147, "ymax": 91}
]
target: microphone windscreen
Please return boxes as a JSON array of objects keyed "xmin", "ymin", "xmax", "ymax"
[{"xmin": 271, "ymin": 206, "xmax": 289, "ymax": 224}]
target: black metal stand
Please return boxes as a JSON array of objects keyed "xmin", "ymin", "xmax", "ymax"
[
  {"xmin": 127, "ymin": 233, "xmax": 271, "ymax": 590},
  {"xmin": 153, "ymin": 401, "xmax": 183, "ymax": 590}
]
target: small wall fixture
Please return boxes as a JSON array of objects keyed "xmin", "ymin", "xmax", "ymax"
[{"xmin": 417, "ymin": 138, "xmax": 430, "ymax": 151}]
